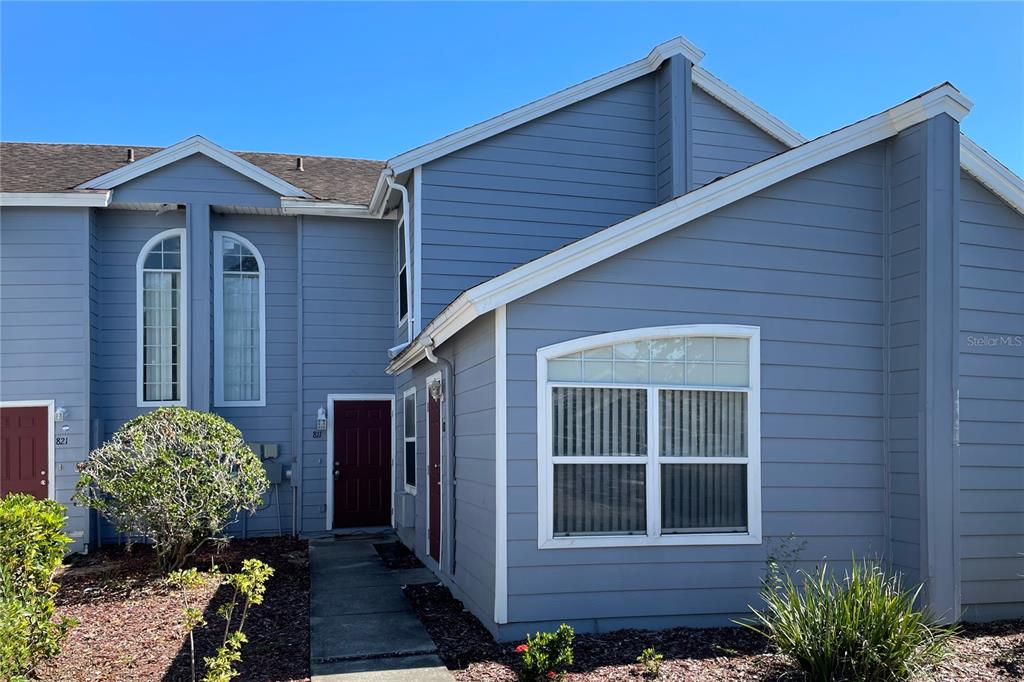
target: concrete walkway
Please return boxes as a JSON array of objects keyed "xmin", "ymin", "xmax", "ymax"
[{"xmin": 309, "ymin": 533, "xmax": 453, "ymax": 681}]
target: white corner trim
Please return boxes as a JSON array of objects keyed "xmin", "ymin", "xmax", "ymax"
[
  {"xmin": 493, "ymin": 304, "xmax": 509, "ymax": 624},
  {"xmin": 370, "ymin": 37, "xmax": 705, "ymax": 212},
  {"xmin": 0, "ymin": 400, "xmax": 55, "ymax": 500},
  {"xmin": 77, "ymin": 135, "xmax": 312, "ymax": 198},
  {"xmin": 325, "ymin": 393, "xmax": 396, "ymax": 531},
  {"xmin": 386, "ymin": 84, "xmax": 972, "ymax": 374},
  {"xmin": 691, "ymin": 66, "xmax": 807, "ymax": 147},
  {"xmin": 280, "ymin": 198, "xmax": 381, "ymax": 219},
  {"xmin": 0, "ymin": 191, "xmax": 111, "ymax": 207},
  {"xmin": 959, "ymin": 133, "xmax": 1024, "ymax": 216},
  {"xmin": 136, "ymin": 228, "xmax": 189, "ymax": 408},
  {"xmin": 212, "ymin": 231, "xmax": 267, "ymax": 408},
  {"xmin": 535, "ymin": 324, "xmax": 762, "ymax": 549}
]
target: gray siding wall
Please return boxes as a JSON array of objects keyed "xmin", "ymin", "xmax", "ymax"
[
  {"xmin": 0, "ymin": 207, "xmax": 92, "ymax": 551},
  {"xmin": 958, "ymin": 174, "xmax": 1024, "ymax": 620},
  {"xmin": 394, "ymin": 313, "xmax": 497, "ymax": 626},
  {"xmin": 500, "ymin": 146, "xmax": 888, "ymax": 637},
  {"xmin": 418, "ymin": 76, "xmax": 659, "ymax": 326},
  {"xmin": 691, "ymin": 85, "xmax": 787, "ymax": 189},
  {"xmin": 299, "ymin": 215, "xmax": 394, "ymax": 533},
  {"xmin": 112, "ymin": 153, "xmax": 281, "ymax": 208},
  {"xmin": 886, "ymin": 126, "xmax": 924, "ymax": 583}
]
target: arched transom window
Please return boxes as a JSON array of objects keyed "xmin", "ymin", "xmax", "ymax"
[
  {"xmin": 137, "ymin": 229, "xmax": 187, "ymax": 406},
  {"xmin": 214, "ymin": 232, "xmax": 266, "ymax": 406},
  {"xmin": 537, "ymin": 325, "xmax": 761, "ymax": 548}
]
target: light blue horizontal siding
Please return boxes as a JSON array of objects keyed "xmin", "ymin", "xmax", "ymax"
[
  {"xmin": 957, "ymin": 173, "xmax": 1024, "ymax": 620},
  {"xmin": 112, "ymin": 153, "xmax": 281, "ymax": 208},
  {"xmin": 499, "ymin": 145, "xmax": 887, "ymax": 637}
]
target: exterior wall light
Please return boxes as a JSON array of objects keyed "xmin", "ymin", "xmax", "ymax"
[
  {"xmin": 54, "ymin": 406, "xmax": 67, "ymax": 422},
  {"xmin": 316, "ymin": 406, "xmax": 327, "ymax": 432}
]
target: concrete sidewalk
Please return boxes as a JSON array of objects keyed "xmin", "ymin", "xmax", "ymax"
[{"xmin": 309, "ymin": 534, "xmax": 453, "ymax": 681}]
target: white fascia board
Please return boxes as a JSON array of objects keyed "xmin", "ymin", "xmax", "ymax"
[
  {"xmin": 77, "ymin": 135, "xmax": 312, "ymax": 199},
  {"xmin": 279, "ymin": 198, "xmax": 381, "ymax": 219},
  {"xmin": 959, "ymin": 133, "xmax": 1024, "ymax": 216},
  {"xmin": 691, "ymin": 66, "xmax": 808, "ymax": 147},
  {"xmin": 386, "ymin": 84, "xmax": 972, "ymax": 374},
  {"xmin": 0, "ymin": 191, "xmax": 111, "ymax": 207},
  {"xmin": 370, "ymin": 37, "xmax": 705, "ymax": 213}
]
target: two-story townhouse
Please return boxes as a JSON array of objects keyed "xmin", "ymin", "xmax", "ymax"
[{"xmin": 2, "ymin": 36, "xmax": 1022, "ymax": 640}]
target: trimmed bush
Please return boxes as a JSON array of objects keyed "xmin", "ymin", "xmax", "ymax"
[
  {"xmin": 0, "ymin": 493, "xmax": 76, "ymax": 679},
  {"xmin": 515, "ymin": 623, "xmax": 575, "ymax": 681},
  {"xmin": 740, "ymin": 560, "xmax": 954, "ymax": 681},
  {"xmin": 75, "ymin": 407, "xmax": 268, "ymax": 571}
]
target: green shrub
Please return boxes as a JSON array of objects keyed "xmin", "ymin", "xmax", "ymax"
[
  {"xmin": 740, "ymin": 560, "xmax": 954, "ymax": 681},
  {"xmin": 515, "ymin": 623, "xmax": 574, "ymax": 681},
  {"xmin": 636, "ymin": 646, "xmax": 663, "ymax": 678},
  {"xmin": 0, "ymin": 494, "xmax": 76, "ymax": 679},
  {"xmin": 75, "ymin": 407, "xmax": 268, "ymax": 571}
]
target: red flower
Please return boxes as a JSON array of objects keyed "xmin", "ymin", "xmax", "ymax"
[
  {"xmin": 515, "ymin": 644, "xmax": 528, "ymax": 653},
  {"xmin": 546, "ymin": 672, "xmax": 557, "ymax": 680}
]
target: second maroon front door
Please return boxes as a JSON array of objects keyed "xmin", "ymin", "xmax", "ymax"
[
  {"xmin": 332, "ymin": 400, "xmax": 391, "ymax": 528},
  {"xmin": 427, "ymin": 387, "xmax": 441, "ymax": 562}
]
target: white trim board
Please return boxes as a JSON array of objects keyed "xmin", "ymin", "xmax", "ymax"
[
  {"xmin": 78, "ymin": 135, "xmax": 312, "ymax": 199},
  {"xmin": 279, "ymin": 198, "xmax": 382, "ymax": 219},
  {"xmin": 386, "ymin": 83, "xmax": 973, "ymax": 375},
  {"xmin": 0, "ymin": 192, "xmax": 111, "ymax": 207},
  {"xmin": 212, "ymin": 231, "xmax": 268, "ymax": 407},
  {"xmin": 324, "ymin": 393, "xmax": 396, "ymax": 532},
  {"xmin": 493, "ymin": 305, "xmax": 508, "ymax": 623},
  {"xmin": 959, "ymin": 133, "xmax": 1024, "ymax": 216},
  {"xmin": 369, "ymin": 36, "xmax": 705, "ymax": 213},
  {"xmin": 0, "ymin": 400, "xmax": 56, "ymax": 501}
]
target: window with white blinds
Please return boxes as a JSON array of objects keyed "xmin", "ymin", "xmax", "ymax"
[
  {"xmin": 404, "ymin": 387, "xmax": 417, "ymax": 492},
  {"xmin": 137, "ymin": 230, "xmax": 187, "ymax": 406},
  {"xmin": 214, "ymin": 232, "xmax": 266, "ymax": 407},
  {"xmin": 539, "ymin": 326, "xmax": 761, "ymax": 548}
]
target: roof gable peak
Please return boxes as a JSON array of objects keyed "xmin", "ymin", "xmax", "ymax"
[{"xmin": 77, "ymin": 135, "xmax": 312, "ymax": 198}]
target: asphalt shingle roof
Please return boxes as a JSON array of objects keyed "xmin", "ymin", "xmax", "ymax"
[{"xmin": 0, "ymin": 142, "xmax": 385, "ymax": 205}]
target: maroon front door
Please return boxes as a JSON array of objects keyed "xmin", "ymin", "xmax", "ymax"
[
  {"xmin": 427, "ymin": 388, "xmax": 442, "ymax": 562},
  {"xmin": 0, "ymin": 406, "xmax": 49, "ymax": 499},
  {"xmin": 332, "ymin": 400, "xmax": 391, "ymax": 528}
]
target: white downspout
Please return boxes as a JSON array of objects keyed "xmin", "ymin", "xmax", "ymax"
[{"xmin": 386, "ymin": 172, "xmax": 415, "ymax": 344}]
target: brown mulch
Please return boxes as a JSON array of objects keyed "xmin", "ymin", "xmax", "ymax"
[
  {"xmin": 36, "ymin": 536, "xmax": 310, "ymax": 682},
  {"xmin": 373, "ymin": 540, "xmax": 425, "ymax": 571},
  {"xmin": 404, "ymin": 583, "xmax": 1024, "ymax": 681}
]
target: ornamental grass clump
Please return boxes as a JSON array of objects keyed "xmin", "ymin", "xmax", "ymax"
[
  {"xmin": 515, "ymin": 623, "xmax": 574, "ymax": 681},
  {"xmin": 740, "ymin": 559, "xmax": 955, "ymax": 681},
  {"xmin": 75, "ymin": 407, "xmax": 268, "ymax": 571},
  {"xmin": 0, "ymin": 494, "xmax": 76, "ymax": 679}
]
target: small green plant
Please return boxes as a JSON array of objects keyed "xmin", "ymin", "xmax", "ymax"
[
  {"xmin": 637, "ymin": 646, "xmax": 663, "ymax": 678},
  {"xmin": 515, "ymin": 623, "xmax": 574, "ymax": 681},
  {"xmin": 168, "ymin": 559, "xmax": 274, "ymax": 682},
  {"xmin": 0, "ymin": 493, "xmax": 77, "ymax": 679},
  {"xmin": 740, "ymin": 559, "xmax": 955, "ymax": 681},
  {"xmin": 75, "ymin": 407, "xmax": 269, "ymax": 571},
  {"xmin": 764, "ymin": 532, "xmax": 807, "ymax": 592}
]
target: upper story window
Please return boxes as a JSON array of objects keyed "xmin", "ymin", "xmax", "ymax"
[
  {"xmin": 214, "ymin": 232, "xmax": 266, "ymax": 406},
  {"xmin": 403, "ymin": 387, "xmax": 417, "ymax": 493},
  {"xmin": 137, "ymin": 229, "xmax": 187, "ymax": 406},
  {"xmin": 536, "ymin": 325, "xmax": 761, "ymax": 549},
  {"xmin": 397, "ymin": 217, "xmax": 409, "ymax": 326}
]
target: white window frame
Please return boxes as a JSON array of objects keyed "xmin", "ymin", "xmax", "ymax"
[
  {"xmin": 535, "ymin": 324, "xmax": 762, "ymax": 549},
  {"xmin": 213, "ymin": 231, "xmax": 267, "ymax": 407},
  {"xmin": 403, "ymin": 386, "xmax": 417, "ymax": 494},
  {"xmin": 397, "ymin": 214, "xmax": 409, "ymax": 328},
  {"xmin": 136, "ymin": 228, "xmax": 188, "ymax": 408}
]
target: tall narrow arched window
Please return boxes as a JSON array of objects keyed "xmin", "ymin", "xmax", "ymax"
[
  {"xmin": 137, "ymin": 229, "xmax": 187, "ymax": 406},
  {"xmin": 214, "ymin": 232, "xmax": 266, "ymax": 406}
]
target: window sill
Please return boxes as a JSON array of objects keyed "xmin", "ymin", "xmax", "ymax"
[
  {"xmin": 404, "ymin": 484, "xmax": 417, "ymax": 495},
  {"xmin": 539, "ymin": 531, "xmax": 762, "ymax": 549},
  {"xmin": 214, "ymin": 400, "xmax": 267, "ymax": 408},
  {"xmin": 137, "ymin": 399, "xmax": 188, "ymax": 408}
]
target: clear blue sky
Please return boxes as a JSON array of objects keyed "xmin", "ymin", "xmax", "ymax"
[{"xmin": 2, "ymin": 2, "xmax": 1022, "ymax": 173}]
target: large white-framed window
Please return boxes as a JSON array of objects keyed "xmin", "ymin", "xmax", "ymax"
[
  {"xmin": 397, "ymin": 216, "xmax": 409, "ymax": 327},
  {"xmin": 213, "ymin": 231, "xmax": 267, "ymax": 407},
  {"xmin": 403, "ymin": 386, "xmax": 417, "ymax": 494},
  {"xmin": 536, "ymin": 324, "xmax": 761, "ymax": 549},
  {"xmin": 137, "ymin": 229, "xmax": 188, "ymax": 407}
]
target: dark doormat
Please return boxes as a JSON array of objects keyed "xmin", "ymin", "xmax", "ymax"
[{"xmin": 373, "ymin": 540, "xmax": 425, "ymax": 570}]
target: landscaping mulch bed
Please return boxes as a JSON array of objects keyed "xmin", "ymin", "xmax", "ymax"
[
  {"xmin": 373, "ymin": 540, "xmax": 425, "ymax": 570},
  {"xmin": 36, "ymin": 536, "xmax": 310, "ymax": 682},
  {"xmin": 404, "ymin": 582, "xmax": 1024, "ymax": 681}
]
